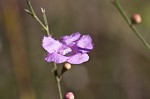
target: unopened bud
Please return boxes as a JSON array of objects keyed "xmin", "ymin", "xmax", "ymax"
[
  {"xmin": 59, "ymin": 63, "xmax": 72, "ymax": 79},
  {"xmin": 131, "ymin": 13, "xmax": 142, "ymax": 24},
  {"xmin": 64, "ymin": 63, "xmax": 72, "ymax": 70},
  {"xmin": 64, "ymin": 92, "xmax": 75, "ymax": 99}
]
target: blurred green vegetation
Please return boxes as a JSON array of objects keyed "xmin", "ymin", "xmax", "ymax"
[{"xmin": 0, "ymin": 0, "xmax": 150, "ymax": 99}]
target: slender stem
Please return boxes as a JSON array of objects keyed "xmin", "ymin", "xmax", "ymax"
[
  {"xmin": 25, "ymin": 0, "xmax": 48, "ymax": 34},
  {"xmin": 112, "ymin": 0, "xmax": 150, "ymax": 50},
  {"xmin": 25, "ymin": 1, "xmax": 63, "ymax": 99},
  {"xmin": 130, "ymin": 25, "xmax": 150, "ymax": 50},
  {"xmin": 53, "ymin": 63, "xmax": 63, "ymax": 99},
  {"xmin": 41, "ymin": 8, "xmax": 50, "ymax": 36}
]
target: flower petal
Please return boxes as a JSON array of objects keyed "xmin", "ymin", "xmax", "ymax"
[
  {"xmin": 58, "ymin": 45, "xmax": 72, "ymax": 55},
  {"xmin": 67, "ymin": 53, "xmax": 89, "ymax": 64},
  {"xmin": 42, "ymin": 36, "xmax": 62, "ymax": 53},
  {"xmin": 77, "ymin": 35, "xmax": 93, "ymax": 52},
  {"xmin": 45, "ymin": 53, "xmax": 69, "ymax": 64},
  {"xmin": 60, "ymin": 32, "xmax": 81, "ymax": 45}
]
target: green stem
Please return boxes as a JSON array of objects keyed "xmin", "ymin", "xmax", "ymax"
[
  {"xmin": 41, "ymin": 8, "xmax": 50, "ymax": 36},
  {"xmin": 112, "ymin": 0, "xmax": 150, "ymax": 50},
  {"xmin": 25, "ymin": 1, "xmax": 63, "ymax": 99},
  {"xmin": 25, "ymin": 0, "xmax": 48, "ymax": 34},
  {"xmin": 53, "ymin": 63, "xmax": 63, "ymax": 99}
]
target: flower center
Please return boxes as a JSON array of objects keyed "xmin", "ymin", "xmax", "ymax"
[{"xmin": 58, "ymin": 47, "xmax": 72, "ymax": 55}]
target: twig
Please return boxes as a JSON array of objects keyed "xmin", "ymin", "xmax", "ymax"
[{"xmin": 112, "ymin": 0, "xmax": 150, "ymax": 50}]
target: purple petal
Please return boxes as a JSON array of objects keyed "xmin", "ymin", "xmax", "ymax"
[
  {"xmin": 67, "ymin": 53, "xmax": 89, "ymax": 64},
  {"xmin": 60, "ymin": 32, "xmax": 81, "ymax": 45},
  {"xmin": 42, "ymin": 36, "xmax": 62, "ymax": 53},
  {"xmin": 45, "ymin": 53, "xmax": 69, "ymax": 63},
  {"xmin": 77, "ymin": 35, "xmax": 93, "ymax": 51},
  {"xmin": 58, "ymin": 46, "xmax": 72, "ymax": 55}
]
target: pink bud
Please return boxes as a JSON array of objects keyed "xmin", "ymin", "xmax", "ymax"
[
  {"xmin": 131, "ymin": 13, "xmax": 142, "ymax": 24},
  {"xmin": 65, "ymin": 92, "xmax": 75, "ymax": 99}
]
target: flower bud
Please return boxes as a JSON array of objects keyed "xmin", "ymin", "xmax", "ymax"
[
  {"xmin": 64, "ymin": 63, "xmax": 72, "ymax": 70},
  {"xmin": 59, "ymin": 63, "xmax": 72, "ymax": 79},
  {"xmin": 131, "ymin": 13, "xmax": 142, "ymax": 24},
  {"xmin": 64, "ymin": 92, "xmax": 75, "ymax": 99}
]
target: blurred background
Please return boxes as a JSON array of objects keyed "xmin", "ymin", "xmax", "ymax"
[{"xmin": 0, "ymin": 0, "xmax": 150, "ymax": 99}]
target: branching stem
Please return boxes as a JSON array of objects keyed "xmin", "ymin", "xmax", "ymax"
[
  {"xmin": 112, "ymin": 0, "xmax": 150, "ymax": 50},
  {"xmin": 25, "ymin": 0, "xmax": 63, "ymax": 99}
]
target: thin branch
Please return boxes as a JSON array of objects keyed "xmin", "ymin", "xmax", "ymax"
[
  {"xmin": 112, "ymin": 0, "xmax": 150, "ymax": 50},
  {"xmin": 41, "ymin": 8, "xmax": 50, "ymax": 36},
  {"xmin": 25, "ymin": 0, "xmax": 48, "ymax": 34},
  {"xmin": 25, "ymin": 1, "xmax": 63, "ymax": 99}
]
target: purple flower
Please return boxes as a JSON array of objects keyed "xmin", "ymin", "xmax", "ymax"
[{"xmin": 42, "ymin": 32, "xmax": 93, "ymax": 64}]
